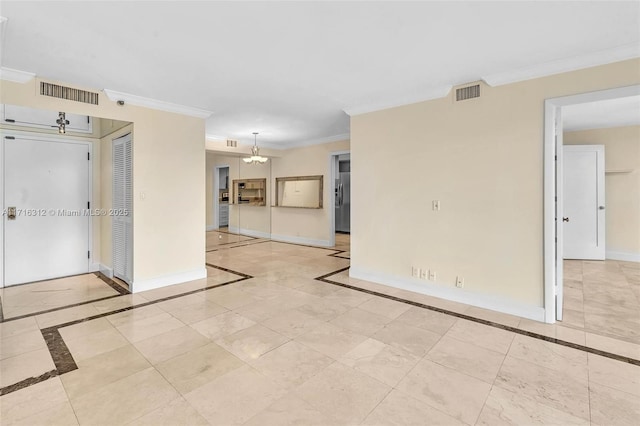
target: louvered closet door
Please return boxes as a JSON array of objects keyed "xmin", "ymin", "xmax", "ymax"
[{"xmin": 112, "ymin": 133, "xmax": 133, "ymax": 284}]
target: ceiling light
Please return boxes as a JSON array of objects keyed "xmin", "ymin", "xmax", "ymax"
[
  {"xmin": 243, "ymin": 132, "xmax": 268, "ymax": 164},
  {"xmin": 56, "ymin": 111, "xmax": 69, "ymax": 134}
]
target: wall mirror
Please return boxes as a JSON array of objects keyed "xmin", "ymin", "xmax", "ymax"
[{"xmin": 275, "ymin": 175, "xmax": 323, "ymax": 209}]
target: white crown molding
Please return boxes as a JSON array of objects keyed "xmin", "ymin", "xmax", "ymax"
[
  {"xmin": 103, "ymin": 89, "xmax": 212, "ymax": 119},
  {"xmin": 0, "ymin": 67, "xmax": 36, "ymax": 83},
  {"xmin": 343, "ymin": 86, "xmax": 452, "ymax": 116},
  {"xmin": 279, "ymin": 133, "xmax": 351, "ymax": 150},
  {"xmin": 483, "ymin": 43, "xmax": 640, "ymax": 87},
  {"xmin": 205, "ymin": 134, "xmax": 228, "ymax": 141}
]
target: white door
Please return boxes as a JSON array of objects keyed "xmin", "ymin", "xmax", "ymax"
[
  {"xmin": 563, "ymin": 145, "xmax": 605, "ymax": 260},
  {"xmin": 4, "ymin": 136, "xmax": 90, "ymax": 285},
  {"xmin": 112, "ymin": 133, "xmax": 133, "ymax": 285}
]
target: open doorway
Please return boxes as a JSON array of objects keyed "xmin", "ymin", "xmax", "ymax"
[
  {"xmin": 330, "ymin": 151, "xmax": 351, "ymax": 251},
  {"xmin": 544, "ymin": 85, "xmax": 640, "ymax": 329}
]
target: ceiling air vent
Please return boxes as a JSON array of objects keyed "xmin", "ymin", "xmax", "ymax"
[
  {"xmin": 40, "ymin": 81, "xmax": 99, "ymax": 105},
  {"xmin": 455, "ymin": 84, "xmax": 480, "ymax": 102},
  {"xmin": 226, "ymin": 139, "xmax": 237, "ymax": 147}
]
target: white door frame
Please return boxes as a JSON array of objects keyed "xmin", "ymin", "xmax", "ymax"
[
  {"xmin": 1, "ymin": 130, "xmax": 94, "ymax": 288},
  {"xmin": 328, "ymin": 150, "xmax": 350, "ymax": 247},
  {"xmin": 543, "ymin": 84, "xmax": 640, "ymax": 323}
]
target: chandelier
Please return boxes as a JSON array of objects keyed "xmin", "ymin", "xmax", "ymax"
[{"xmin": 243, "ymin": 132, "xmax": 268, "ymax": 164}]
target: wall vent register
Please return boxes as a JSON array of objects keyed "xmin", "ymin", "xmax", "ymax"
[
  {"xmin": 40, "ymin": 81, "xmax": 99, "ymax": 105},
  {"xmin": 455, "ymin": 84, "xmax": 481, "ymax": 101}
]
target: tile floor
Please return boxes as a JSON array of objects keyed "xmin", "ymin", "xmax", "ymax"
[{"xmin": 0, "ymin": 235, "xmax": 638, "ymax": 425}]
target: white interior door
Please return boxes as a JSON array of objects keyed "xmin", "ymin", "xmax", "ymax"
[
  {"xmin": 4, "ymin": 136, "xmax": 90, "ymax": 285},
  {"xmin": 563, "ymin": 145, "xmax": 605, "ymax": 260},
  {"xmin": 112, "ymin": 133, "xmax": 133, "ymax": 285}
]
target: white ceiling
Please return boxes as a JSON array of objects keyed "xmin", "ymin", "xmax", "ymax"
[
  {"xmin": 563, "ymin": 95, "xmax": 640, "ymax": 132},
  {"xmin": 0, "ymin": 1, "xmax": 639, "ymax": 148}
]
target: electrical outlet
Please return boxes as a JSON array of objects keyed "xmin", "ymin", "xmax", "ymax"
[
  {"xmin": 432, "ymin": 200, "xmax": 440, "ymax": 211},
  {"xmin": 420, "ymin": 268, "xmax": 428, "ymax": 280},
  {"xmin": 412, "ymin": 266, "xmax": 420, "ymax": 278},
  {"xmin": 456, "ymin": 276, "xmax": 464, "ymax": 288},
  {"xmin": 428, "ymin": 270, "xmax": 436, "ymax": 281}
]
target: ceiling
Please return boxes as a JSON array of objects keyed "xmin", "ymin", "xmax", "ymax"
[
  {"xmin": 0, "ymin": 1, "xmax": 638, "ymax": 148},
  {"xmin": 563, "ymin": 95, "xmax": 640, "ymax": 132}
]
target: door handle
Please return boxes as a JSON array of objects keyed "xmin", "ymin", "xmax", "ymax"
[
  {"xmin": 562, "ymin": 217, "xmax": 569, "ymax": 222},
  {"xmin": 599, "ymin": 206, "xmax": 605, "ymax": 210},
  {"xmin": 7, "ymin": 207, "xmax": 16, "ymax": 220}
]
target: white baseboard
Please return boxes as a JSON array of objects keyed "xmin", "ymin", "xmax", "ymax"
[
  {"xmin": 99, "ymin": 264, "xmax": 113, "ymax": 278},
  {"xmin": 131, "ymin": 267, "xmax": 207, "ymax": 293},
  {"xmin": 236, "ymin": 228, "xmax": 271, "ymax": 239},
  {"xmin": 206, "ymin": 225, "xmax": 217, "ymax": 231},
  {"xmin": 90, "ymin": 263, "xmax": 100, "ymax": 273},
  {"xmin": 349, "ymin": 266, "xmax": 545, "ymax": 322},
  {"xmin": 270, "ymin": 233, "xmax": 332, "ymax": 248},
  {"xmin": 606, "ymin": 250, "xmax": 640, "ymax": 262}
]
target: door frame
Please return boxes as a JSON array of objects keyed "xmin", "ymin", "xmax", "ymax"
[
  {"xmin": 213, "ymin": 165, "xmax": 230, "ymax": 230},
  {"xmin": 543, "ymin": 84, "xmax": 640, "ymax": 323},
  {"xmin": 328, "ymin": 150, "xmax": 350, "ymax": 247},
  {"xmin": 1, "ymin": 129, "xmax": 94, "ymax": 288}
]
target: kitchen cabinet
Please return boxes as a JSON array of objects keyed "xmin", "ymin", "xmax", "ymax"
[{"xmin": 232, "ymin": 178, "xmax": 266, "ymax": 206}]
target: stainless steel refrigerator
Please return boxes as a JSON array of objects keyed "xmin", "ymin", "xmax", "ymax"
[{"xmin": 335, "ymin": 158, "xmax": 351, "ymax": 233}]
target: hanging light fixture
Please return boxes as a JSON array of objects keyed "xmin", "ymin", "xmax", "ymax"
[
  {"xmin": 243, "ymin": 132, "xmax": 268, "ymax": 164},
  {"xmin": 56, "ymin": 111, "xmax": 69, "ymax": 134}
]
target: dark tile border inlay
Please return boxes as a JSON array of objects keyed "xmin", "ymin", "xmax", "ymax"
[
  {"xmin": 0, "ymin": 263, "xmax": 253, "ymax": 396},
  {"xmin": 315, "ymin": 267, "xmax": 640, "ymax": 367},
  {"xmin": 0, "ymin": 273, "xmax": 130, "ymax": 324}
]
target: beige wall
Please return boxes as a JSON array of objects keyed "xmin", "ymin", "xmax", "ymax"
[
  {"xmin": 271, "ymin": 139, "xmax": 350, "ymax": 246},
  {"xmin": 0, "ymin": 78, "xmax": 206, "ymax": 289},
  {"xmin": 564, "ymin": 126, "xmax": 640, "ymax": 257},
  {"xmin": 350, "ymin": 59, "xmax": 640, "ymax": 317}
]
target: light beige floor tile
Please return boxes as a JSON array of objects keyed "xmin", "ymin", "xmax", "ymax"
[
  {"xmin": 244, "ymin": 393, "xmax": 336, "ymax": 426},
  {"xmin": 588, "ymin": 353, "xmax": 640, "ymax": 397},
  {"xmin": 426, "ymin": 335, "xmax": 505, "ymax": 383},
  {"xmin": 215, "ymin": 324, "xmax": 289, "ymax": 362},
  {"xmin": 362, "ymin": 388, "xmax": 465, "ymax": 426},
  {"xmin": 61, "ymin": 345, "xmax": 151, "ymax": 400},
  {"xmin": 329, "ymin": 307, "xmax": 391, "ymax": 336},
  {"xmin": 92, "ymin": 294, "xmax": 148, "ymax": 314},
  {"xmin": 296, "ymin": 299, "xmax": 351, "ymax": 321},
  {"xmin": 372, "ymin": 321, "xmax": 442, "ymax": 357},
  {"xmin": 58, "ymin": 318, "xmax": 113, "ymax": 340},
  {"xmin": 396, "ymin": 358, "xmax": 491, "ymax": 425},
  {"xmin": 0, "ymin": 349, "xmax": 55, "ymax": 388},
  {"xmin": 585, "ymin": 332, "xmax": 640, "ymax": 360},
  {"xmin": 444, "ymin": 318, "xmax": 515, "ymax": 354},
  {"xmin": 0, "ymin": 329, "xmax": 47, "ymax": 360},
  {"xmin": 589, "ymin": 382, "xmax": 640, "ymax": 426},
  {"xmin": 476, "ymin": 385, "xmax": 589, "ymax": 426},
  {"xmin": 261, "ymin": 308, "xmax": 326, "ymax": 339},
  {"xmin": 106, "ymin": 305, "xmax": 165, "ymax": 328},
  {"xmin": 507, "ymin": 334, "xmax": 588, "ymax": 381},
  {"xmin": 320, "ymin": 287, "xmax": 374, "ymax": 308},
  {"xmin": 71, "ymin": 367, "xmax": 180, "ymax": 425},
  {"xmin": 190, "ymin": 311, "xmax": 256, "ymax": 340},
  {"xmin": 517, "ymin": 318, "xmax": 586, "ymax": 345},
  {"xmin": 339, "ymin": 338, "xmax": 420, "ymax": 387},
  {"xmin": 64, "ymin": 327, "xmax": 130, "ymax": 361},
  {"xmin": 250, "ymin": 340, "xmax": 333, "ymax": 389},
  {"xmin": 133, "ymin": 325, "xmax": 210, "ymax": 365},
  {"xmin": 184, "ymin": 365, "xmax": 288, "ymax": 425},
  {"xmin": 233, "ymin": 298, "xmax": 294, "ymax": 322},
  {"xmin": 126, "ymin": 397, "xmax": 208, "ymax": 425},
  {"xmin": 35, "ymin": 304, "xmax": 101, "ymax": 329},
  {"xmin": 202, "ymin": 286, "xmax": 262, "ymax": 310},
  {"xmin": 0, "ymin": 317, "xmax": 39, "ymax": 340},
  {"xmin": 358, "ymin": 297, "xmax": 411, "ymax": 320},
  {"xmin": 165, "ymin": 299, "xmax": 227, "ymax": 324},
  {"xmin": 155, "ymin": 342, "xmax": 244, "ymax": 394},
  {"xmin": 116, "ymin": 312, "xmax": 185, "ymax": 343},
  {"xmin": 296, "ymin": 362, "xmax": 391, "ymax": 424},
  {"xmin": 495, "ymin": 356, "xmax": 590, "ymax": 420},
  {"xmin": 10, "ymin": 401, "xmax": 79, "ymax": 426},
  {"xmin": 295, "ymin": 322, "xmax": 368, "ymax": 360},
  {"xmin": 154, "ymin": 293, "xmax": 206, "ymax": 312},
  {"xmin": 393, "ymin": 306, "xmax": 457, "ymax": 335},
  {"xmin": 464, "ymin": 305, "xmax": 522, "ymax": 327},
  {"xmin": 294, "ymin": 280, "xmax": 341, "ymax": 297},
  {"xmin": 0, "ymin": 377, "xmax": 69, "ymax": 425}
]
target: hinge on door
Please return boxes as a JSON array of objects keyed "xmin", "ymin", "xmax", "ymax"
[
  {"xmin": 88, "ymin": 152, "xmax": 90, "ymax": 161},
  {"xmin": 87, "ymin": 201, "xmax": 90, "ymax": 209},
  {"xmin": 88, "ymin": 251, "xmax": 91, "ymax": 259},
  {"xmin": 87, "ymin": 117, "xmax": 90, "ymax": 123},
  {"xmin": 555, "ymin": 196, "xmax": 557, "ymax": 202},
  {"xmin": 5, "ymin": 136, "xmax": 15, "ymax": 140},
  {"xmin": 5, "ymin": 119, "xmax": 15, "ymax": 123},
  {"xmin": 554, "ymin": 155, "xmax": 557, "ymax": 161}
]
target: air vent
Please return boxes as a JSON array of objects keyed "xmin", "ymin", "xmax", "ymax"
[
  {"xmin": 226, "ymin": 139, "xmax": 237, "ymax": 147},
  {"xmin": 40, "ymin": 82, "xmax": 99, "ymax": 105},
  {"xmin": 456, "ymin": 84, "xmax": 480, "ymax": 101}
]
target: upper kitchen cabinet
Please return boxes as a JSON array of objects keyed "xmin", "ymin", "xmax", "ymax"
[
  {"xmin": 1, "ymin": 104, "xmax": 92, "ymax": 133},
  {"xmin": 233, "ymin": 178, "xmax": 266, "ymax": 206}
]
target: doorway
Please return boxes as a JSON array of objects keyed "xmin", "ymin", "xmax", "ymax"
[
  {"xmin": 2, "ymin": 134, "xmax": 91, "ymax": 286},
  {"xmin": 544, "ymin": 84, "xmax": 640, "ymax": 324},
  {"xmin": 330, "ymin": 151, "xmax": 351, "ymax": 247}
]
